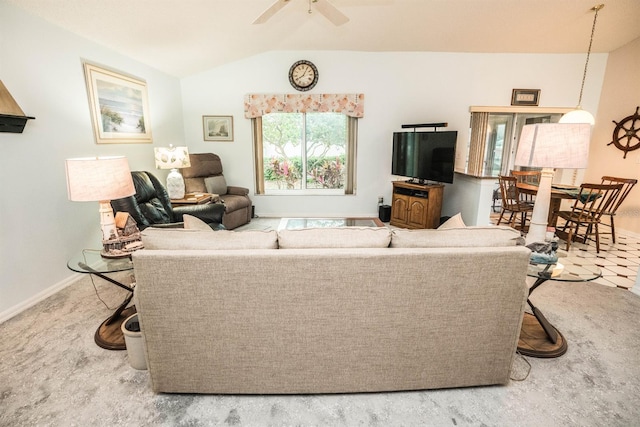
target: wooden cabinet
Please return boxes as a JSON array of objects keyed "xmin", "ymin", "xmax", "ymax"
[{"xmin": 390, "ymin": 181, "xmax": 444, "ymax": 229}]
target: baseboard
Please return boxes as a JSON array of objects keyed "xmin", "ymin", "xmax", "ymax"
[{"xmin": 0, "ymin": 273, "xmax": 81, "ymax": 324}]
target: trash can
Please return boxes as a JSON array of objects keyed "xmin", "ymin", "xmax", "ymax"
[
  {"xmin": 378, "ymin": 204, "xmax": 391, "ymax": 222},
  {"xmin": 121, "ymin": 313, "xmax": 147, "ymax": 370}
]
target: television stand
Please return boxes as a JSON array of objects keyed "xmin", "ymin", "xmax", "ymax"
[{"xmin": 390, "ymin": 181, "xmax": 444, "ymax": 229}]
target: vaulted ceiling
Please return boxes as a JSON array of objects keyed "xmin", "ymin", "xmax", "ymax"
[{"xmin": 7, "ymin": 0, "xmax": 640, "ymax": 77}]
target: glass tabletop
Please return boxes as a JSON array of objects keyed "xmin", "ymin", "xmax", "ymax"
[
  {"xmin": 278, "ymin": 217, "xmax": 382, "ymax": 230},
  {"xmin": 67, "ymin": 249, "xmax": 134, "ymax": 274},
  {"xmin": 527, "ymin": 257, "xmax": 602, "ymax": 282}
]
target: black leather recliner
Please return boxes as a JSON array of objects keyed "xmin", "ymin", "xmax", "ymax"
[{"xmin": 111, "ymin": 171, "xmax": 225, "ymax": 231}]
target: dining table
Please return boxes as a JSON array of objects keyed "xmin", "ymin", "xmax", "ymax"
[{"xmin": 517, "ymin": 182, "xmax": 581, "ymax": 227}]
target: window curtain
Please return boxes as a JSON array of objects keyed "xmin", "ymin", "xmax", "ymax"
[
  {"xmin": 249, "ymin": 94, "xmax": 363, "ymax": 195},
  {"xmin": 244, "ymin": 94, "xmax": 365, "ymax": 118},
  {"xmin": 468, "ymin": 112, "xmax": 489, "ymax": 176},
  {"xmin": 345, "ymin": 117, "xmax": 357, "ymax": 194},
  {"xmin": 252, "ymin": 117, "xmax": 265, "ymax": 194}
]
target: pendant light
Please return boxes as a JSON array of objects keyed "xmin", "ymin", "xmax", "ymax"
[{"xmin": 560, "ymin": 4, "xmax": 604, "ymax": 125}]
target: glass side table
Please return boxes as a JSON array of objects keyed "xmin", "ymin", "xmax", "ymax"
[
  {"xmin": 518, "ymin": 257, "xmax": 602, "ymax": 358},
  {"xmin": 67, "ymin": 249, "xmax": 135, "ymax": 350}
]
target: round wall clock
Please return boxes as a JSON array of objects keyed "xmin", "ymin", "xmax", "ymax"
[{"xmin": 288, "ymin": 60, "xmax": 318, "ymax": 92}]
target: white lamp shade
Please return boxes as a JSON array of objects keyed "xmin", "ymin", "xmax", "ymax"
[
  {"xmin": 515, "ymin": 123, "xmax": 591, "ymax": 169},
  {"xmin": 154, "ymin": 146, "xmax": 191, "ymax": 169},
  {"xmin": 559, "ymin": 109, "xmax": 595, "ymax": 125},
  {"xmin": 65, "ymin": 156, "xmax": 135, "ymax": 201}
]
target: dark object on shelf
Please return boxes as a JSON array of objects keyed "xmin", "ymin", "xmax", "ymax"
[
  {"xmin": 401, "ymin": 122, "xmax": 448, "ymax": 129},
  {"xmin": 0, "ymin": 81, "xmax": 35, "ymax": 133}
]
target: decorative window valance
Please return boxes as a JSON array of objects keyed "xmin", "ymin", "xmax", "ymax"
[{"xmin": 244, "ymin": 93, "xmax": 364, "ymax": 119}]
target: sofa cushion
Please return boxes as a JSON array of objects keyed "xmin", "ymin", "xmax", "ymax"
[
  {"xmin": 390, "ymin": 226, "xmax": 524, "ymax": 248},
  {"xmin": 205, "ymin": 175, "xmax": 227, "ymax": 195},
  {"xmin": 278, "ymin": 227, "xmax": 391, "ymax": 249},
  {"xmin": 141, "ymin": 227, "xmax": 278, "ymax": 250}
]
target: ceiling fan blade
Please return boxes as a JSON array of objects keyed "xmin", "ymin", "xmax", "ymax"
[
  {"xmin": 313, "ymin": 0, "xmax": 350, "ymax": 26},
  {"xmin": 253, "ymin": 0, "xmax": 291, "ymax": 25}
]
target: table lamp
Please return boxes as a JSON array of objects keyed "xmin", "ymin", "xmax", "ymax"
[
  {"xmin": 514, "ymin": 123, "xmax": 591, "ymax": 246},
  {"xmin": 154, "ymin": 145, "xmax": 191, "ymax": 199},
  {"xmin": 65, "ymin": 156, "xmax": 136, "ymax": 255}
]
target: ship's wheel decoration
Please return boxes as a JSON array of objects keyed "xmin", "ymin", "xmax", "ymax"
[{"xmin": 608, "ymin": 106, "xmax": 640, "ymax": 159}]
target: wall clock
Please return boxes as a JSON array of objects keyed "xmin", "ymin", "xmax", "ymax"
[
  {"xmin": 289, "ymin": 60, "xmax": 318, "ymax": 92},
  {"xmin": 608, "ymin": 106, "xmax": 640, "ymax": 159}
]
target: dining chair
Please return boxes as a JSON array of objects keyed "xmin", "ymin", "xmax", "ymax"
[
  {"xmin": 599, "ymin": 176, "xmax": 637, "ymax": 243},
  {"xmin": 557, "ymin": 183, "xmax": 623, "ymax": 253},
  {"xmin": 497, "ymin": 175, "xmax": 533, "ymax": 231},
  {"xmin": 511, "ymin": 169, "xmax": 542, "ymax": 204}
]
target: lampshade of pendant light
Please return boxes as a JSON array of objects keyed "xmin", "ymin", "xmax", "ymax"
[{"xmin": 560, "ymin": 4, "xmax": 604, "ymax": 125}]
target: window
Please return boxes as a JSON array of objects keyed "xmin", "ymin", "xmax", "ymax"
[{"xmin": 253, "ymin": 113, "xmax": 358, "ymax": 195}]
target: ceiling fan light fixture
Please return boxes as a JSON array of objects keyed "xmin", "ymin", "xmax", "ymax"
[{"xmin": 560, "ymin": 3, "xmax": 604, "ymax": 125}]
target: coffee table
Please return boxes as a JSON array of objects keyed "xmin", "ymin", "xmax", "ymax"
[
  {"xmin": 517, "ymin": 257, "xmax": 602, "ymax": 358},
  {"xmin": 278, "ymin": 217, "xmax": 384, "ymax": 230},
  {"xmin": 67, "ymin": 249, "xmax": 135, "ymax": 350}
]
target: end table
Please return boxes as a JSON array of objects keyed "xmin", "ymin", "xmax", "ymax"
[
  {"xmin": 67, "ymin": 249, "xmax": 135, "ymax": 350},
  {"xmin": 518, "ymin": 257, "xmax": 601, "ymax": 358}
]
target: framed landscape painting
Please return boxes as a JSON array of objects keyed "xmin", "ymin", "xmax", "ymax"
[
  {"xmin": 83, "ymin": 62, "xmax": 152, "ymax": 144},
  {"xmin": 203, "ymin": 115, "xmax": 234, "ymax": 141}
]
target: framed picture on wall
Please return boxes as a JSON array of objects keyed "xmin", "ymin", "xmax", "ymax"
[
  {"xmin": 83, "ymin": 62, "xmax": 153, "ymax": 144},
  {"xmin": 203, "ymin": 115, "xmax": 234, "ymax": 141},
  {"xmin": 511, "ymin": 89, "xmax": 541, "ymax": 106}
]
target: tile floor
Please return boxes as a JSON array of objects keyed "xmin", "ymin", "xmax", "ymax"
[
  {"xmin": 558, "ymin": 231, "xmax": 639, "ymax": 290},
  {"xmin": 490, "ymin": 212, "xmax": 639, "ymax": 290}
]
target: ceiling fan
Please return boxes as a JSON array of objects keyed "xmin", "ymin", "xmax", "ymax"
[{"xmin": 253, "ymin": 0, "xmax": 350, "ymax": 26}]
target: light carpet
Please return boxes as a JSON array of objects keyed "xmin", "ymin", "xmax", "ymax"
[{"xmin": 1, "ymin": 248, "xmax": 639, "ymax": 426}]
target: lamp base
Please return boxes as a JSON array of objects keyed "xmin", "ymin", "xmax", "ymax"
[{"xmin": 166, "ymin": 168, "xmax": 185, "ymax": 199}]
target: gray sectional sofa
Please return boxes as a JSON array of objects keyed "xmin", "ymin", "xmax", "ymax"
[{"xmin": 132, "ymin": 225, "xmax": 530, "ymax": 394}]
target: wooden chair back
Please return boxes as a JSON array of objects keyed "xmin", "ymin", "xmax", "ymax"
[
  {"xmin": 511, "ymin": 170, "xmax": 541, "ymax": 185},
  {"xmin": 600, "ymin": 176, "xmax": 637, "ymax": 215},
  {"xmin": 499, "ymin": 175, "xmax": 520, "ymax": 207},
  {"xmin": 568, "ymin": 183, "xmax": 624, "ymax": 223}
]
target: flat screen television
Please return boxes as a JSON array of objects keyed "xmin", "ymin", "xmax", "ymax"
[{"xmin": 392, "ymin": 131, "xmax": 457, "ymax": 184}]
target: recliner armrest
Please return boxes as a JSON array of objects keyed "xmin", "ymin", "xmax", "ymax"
[
  {"xmin": 173, "ymin": 203, "xmax": 226, "ymax": 227},
  {"xmin": 226, "ymin": 186, "xmax": 249, "ymax": 196}
]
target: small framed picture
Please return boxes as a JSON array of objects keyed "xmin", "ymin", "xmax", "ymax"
[
  {"xmin": 511, "ymin": 89, "xmax": 541, "ymax": 106},
  {"xmin": 203, "ymin": 115, "xmax": 234, "ymax": 141},
  {"xmin": 83, "ymin": 62, "xmax": 152, "ymax": 144}
]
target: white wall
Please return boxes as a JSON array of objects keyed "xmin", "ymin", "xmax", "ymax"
[
  {"xmin": 585, "ymin": 37, "xmax": 640, "ymax": 236},
  {"xmin": 181, "ymin": 50, "xmax": 606, "ymax": 220},
  {"xmin": 0, "ymin": 2, "xmax": 184, "ymax": 320},
  {"xmin": 1, "ymin": 1, "xmax": 610, "ymax": 320}
]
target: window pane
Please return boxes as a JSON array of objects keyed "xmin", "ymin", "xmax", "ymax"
[
  {"xmin": 262, "ymin": 113, "xmax": 303, "ymax": 190},
  {"xmin": 305, "ymin": 113, "xmax": 347, "ymax": 189}
]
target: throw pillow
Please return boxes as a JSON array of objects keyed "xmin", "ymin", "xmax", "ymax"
[
  {"xmin": 437, "ymin": 213, "xmax": 466, "ymax": 229},
  {"xmin": 183, "ymin": 214, "xmax": 212, "ymax": 231},
  {"xmin": 390, "ymin": 226, "xmax": 524, "ymax": 248},
  {"xmin": 204, "ymin": 175, "xmax": 228, "ymax": 195}
]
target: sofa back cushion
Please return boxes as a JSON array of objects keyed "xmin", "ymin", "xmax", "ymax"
[
  {"xmin": 390, "ymin": 226, "xmax": 524, "ymax": 248},
  {"xmin": 142, "ymin": 228, "xmax": 278, "ymax": 250},
  {"xmin": 278, "ymin": 227, "xmax": 391, "ymax": 249}
]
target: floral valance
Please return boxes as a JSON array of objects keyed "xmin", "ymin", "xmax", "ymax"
[{"xmin": 244, "ymin": 93, "xmax": 364, "ymax": 119}]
